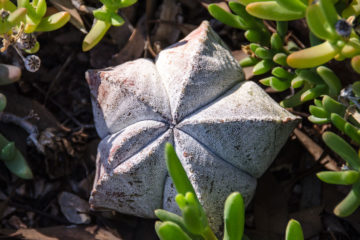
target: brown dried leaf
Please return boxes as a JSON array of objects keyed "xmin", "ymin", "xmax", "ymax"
[
  {"xmin": 110, "ymin": 17, "xmax": 146, "ymax": 65},
  {"xmin": 0, "ymin": 225, "xmax": 122, "ymax": 240},
  {"xmin": 50, "ymin": 0, "xmax": 87, "ymax": 34}
]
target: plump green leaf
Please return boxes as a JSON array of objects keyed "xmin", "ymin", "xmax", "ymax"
[
  {"xmin": 0, "ymin": 134, "xmax": 33, "ymax": 179},
  {"xmin": 334, "ymin": 181, "xmax": 360, "ymax": 217},
  {"xmin": 276, "ymin": 0, "xmax": 307, "ymax": 12},
  {"xmin": 322, "ymin": 131, "xmax": 360, "ymax": 171},
  {"xmin": 273, "ymin": 52, "xmax": 288, "ymax": 66},
  {"xmin": 316, "ymin": 66, "xmax": 342, "ymax": 97},
  {"xmin": 322, "ymin": 96, "xmax": 346, "ymax": 116},
  {"xmin": 239, "ymin": 56, "xmax": 259, "ymax": 67},
  {"xmin": 35, "ymin": 11, "xmax": 70, "ymax": 32},
  {"xmin": 309, "ymin": 105, "xmax": 329, "ymax": 118},
  {"xmin": 156, "ymin": 221, "xmax": 192, "ymax": 240},
  {"xmin": 82, "ymin": 20, "xmax": 111, "ymax": 51},
  {"xmin": 223, "ymin": 192, "xmax": 244, "ymax": 240},
  {"xmin": 287, "ymin": 41, "xmax": 338, "ymax": 69},
  {"xmin": 208, "ymin": 4, "xmax": 248, "ymax": 30},
  {"xmin": 300, "ymin": 84, "xmax": 328, "ymax": 102},
  {"xmin": 317, "ymin": 170, "xmax": 360, "ymax": 185},
  {"xmin": 285, "ymin": 219, "xmax": 304, "ymax": 240},
  {"xmin": 154, "ymin": 210, "xmax": 202, "ymax": 240},
  {"xmin": 253, "ymin": 59, "xmax": 274, "ymax": 75},
  {"xmin": 246, "ymin": 1, "xmax": 305, "ymax": 21}
]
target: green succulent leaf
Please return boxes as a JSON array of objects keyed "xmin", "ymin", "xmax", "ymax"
[
  {"xmin": 352, "ymin": 81, "xmax": 360, "ymax": 97},
  {"xmin": 317, "ymin": 170, "xmax": 360, "ymax": 185},
  {"xmin": 334, "ymin": 181, "xmax": 360, "ymax": 217},
  {"xmin": 291, "ymin": 76, "xmax": 304, "ymax": 88},
  {"xmin": 35, "ymin": 11, "xmax": 70, "ymax": 32},
  {"xmin": 155, "ymin": 221, "xmax": 192, "ymax": 240},
  {"xmin": 330, "ymin": 113, "xmax": 347, "ymax": 132},
  {"xmin": 273, "ymin": 52, "xmax": 288, "ymax": 66},
  {"xmin": 110, "ymin": 13, "xmax": 124, "ymax": 26},
  {"xmin": 228, "ymin": 1, "xmax": 264, "ymax": 29},
  {"xmin": 238, "ymin": 0, "xmax": 273, "ymax": 5},
  {"xmin": 316, "ymin": 66, "xmax": 342, "ymax": 97},
  {"xmin": 285, "ymin": 219, "xmax": 304, "ymax": 240},
  {"xmin": 1, "ymin": 0, "xmax": 17, "ymax": 11},
  {"xmin": 300, "ymin": 84, "xmax": 328, "ymax": 102},
  {"xmin": 306, "ymin": 3, "xmax": 336, "ymax": 40},
  {"xmin": 309, "ymin": 105, "xmax": 329, "ymax": 118},
  {"xmin": 319, "ymin": 0, "xmax": 339, "ymax": 30},
  {"xmin": 82, "ymin": 20, "xmax": 111, "ymax": 52},
  {"xmin": 208, "ymin": 4, "xmax": 248, "ymax": 30},
  {"xmin": 270, "ymin": 76, "xmax": 291, "ymax": 91},
  {"xmin": 322, "ymin": 96, "xmax": 346, "ymax": 116},
  {"xmin": 0, "ymin": 134, "xmax": 33, "ymax": 179},
  {"xmin": 165, "ymin": 143, "xmax": 197, "ymax": 196},
  {"xmin": 244, "ymin": 29, "xmax": 263, "ymax": 44},
  {"xmin": 351, "ymin": 56, "xmax": 360, "ymax": 74},
  {"xmin": 308, "ymin": 115, "xmax": 330, "ymax": 124},
  {"xmin": 344, "ymin": 122, "xmax": 360, "ymax": 145},
  {"xmin": 287, "ymin": 41, "xmax": 338, "ymax": 69},
  {"xmin": 246, "ymin": 1, "xmax": 305, "ymax": 21},
  {"xmin": 276, "ymin": 0, "xmax": 307, "ymax": 12},
  {"xmin": 7, "ymin": 7, "xmax": 27, "ymax": 26},
  {"xmin": 223, "ymin": 192, "xmax": 244, "ymax": 240},
  {"xmin": 253, "ymin": 59, "xmax": 274, "ymax": 75},
  {"xmin": 280, "ymin": 83, "xmax": 311, "ymax": 107},
  {"xmin": 154, "ymin": 210, "xmax": 202, "ymax": 240},
  {"xmin": 322, "ymin": 131, "xmax": 360, "ymax": 171},
  {"xmin": 239, "ymin": 56, "xmax": 259, "ymax": 67},
  {"xmin": 35, "ymin": 0, "xmax": 47, "ymax": 17},
  {"xmin": 272, "ymin": 67, "xmax": 294, "ymax": 80}
]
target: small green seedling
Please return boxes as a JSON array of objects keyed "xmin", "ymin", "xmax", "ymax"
[
  {"xmin": 82, "ymin": 0, "xmax": 137, "ymax": 51},
  {"xmin": 285, "ymin": 219, "xmax": 304, "ymax": 240},
  {"xmin": 317, "ymin": 132, "xmax": 360, "ymax": 217},
  {"xmin": 17, "ymin": 0, "xmax": 70, "ymax": 34},
  {"xmin": 155, "ymin": 143, "xmax": 304, "ymax": 240}
]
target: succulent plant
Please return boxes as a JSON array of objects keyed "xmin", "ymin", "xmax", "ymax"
[
  {"xmin": 207, "ymin": 0, "xmax": 360, "ymax": 219},
  {"xmin": 82, "ymin": 0, "xmax": 137, "ymax": 51},
  {"xmin": 317, "ymin": 132, "xmax": 360, "ymax": 217},
  {"xmin": 86, "ymin": 21, "xmax": 298, "ymax": 233}
]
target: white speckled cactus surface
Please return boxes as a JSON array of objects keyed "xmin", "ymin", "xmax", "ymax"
[{"xmin": 85, "ymin": 21, "xmax": 299, "ymax": 232}]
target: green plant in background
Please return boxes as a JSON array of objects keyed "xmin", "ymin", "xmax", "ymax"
[
  {"xmin": 209, "ymin": 1, "xmax": 344, "ymax": 107},
  {"xmin": 154, "ymin": 143, "xmax": 304, "ymax": 240},
  {"xmin": 0, "ymin": 93, "xmax": 33, "ymax": 179},
  {"xmin": 0, "ymin": 0, "xmax": 70, "ymax": 71},
  {"xmin": 208, "ymin": 0, "xmax": 360, "ymax": 217},
  {"xmin": 317, "ymin": 132, "xmax": 360, "ymax": 217},
  {"xmin": 82, "ymin": 0, "xmax": 137, "ymax": 52}
]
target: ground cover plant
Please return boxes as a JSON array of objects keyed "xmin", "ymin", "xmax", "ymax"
[
  {"xmin": 0, "ymin": 0, "xmax": 359, "ymax": 239},
  {"xmin": 209, "ymin": 0, "xmax": 360, "ymax": 219}
]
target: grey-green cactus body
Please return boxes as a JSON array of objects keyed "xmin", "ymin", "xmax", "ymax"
[{"xmin": 86, "ymin": 21, "xmax": 299, "ymax": 233}]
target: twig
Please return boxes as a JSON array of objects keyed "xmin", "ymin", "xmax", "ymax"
[
  {"xmin": 44, "ymin": 53, "xmax": 75, "ymax": 105},
  {"xmin": 8, "ymin": 201, "xmax": 69, "ymax": 224},
  {"xmin": 32, "ymin": 83, "xmax": 94, "ymax": 131},
  {"xmin": 71, "ymin": 0, "xmax": 95, "ymax": 14},
  {"xmin": 0, "ymin": 112, "xmax": 44, "ymax": 153}
]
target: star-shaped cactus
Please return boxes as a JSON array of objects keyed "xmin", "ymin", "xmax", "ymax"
[{"xmin": 86, "ymin": 21, "xmax": 299, "ymax": 232}]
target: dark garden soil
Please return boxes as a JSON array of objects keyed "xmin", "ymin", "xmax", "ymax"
[{"xmin": 0, "ymin": 0, "xmax": 359, "ymax": 239}]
